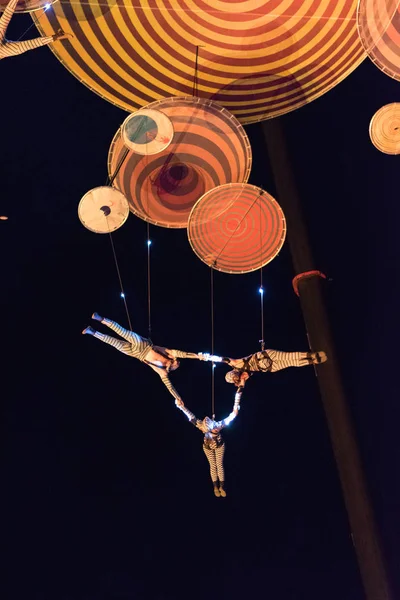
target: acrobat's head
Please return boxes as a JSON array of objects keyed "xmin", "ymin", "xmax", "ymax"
[
  {"xmin": 168, "ymin": 359, "xmax": 180, "ymax": 372},
  {"xmin": 225, "ymin": 369, "xmax": 250, "ymax": 386},
  {"xmin": 203, "ymin": 416, "xmax": 215, "ymax": 429}
]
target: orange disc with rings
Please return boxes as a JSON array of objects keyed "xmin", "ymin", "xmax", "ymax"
[
  {"xmin": 108, "ymin": 96, "xmax": 252, "ymax": 229},
  {"xmin": 369, "ymin": 103, "xmax": 400, "ymax": 155},
  {"xmin": 188, "ymin": 183, "xmax": 287, "ymax": 274}
]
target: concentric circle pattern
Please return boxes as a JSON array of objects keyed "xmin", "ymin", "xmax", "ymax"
[
  {"xmin": 78, "ymin": 186, "xmax": 130, "ymax": 233},
  {"xmin": 33, "ymin": 0, "xmax": 365, "ymax": 123},
  {"xmin": 0, "ymin": 0, "xmax": 55, "ymax": 13},
  {"xmin": 369, "ymin": 103, "xmax": 400, "ymax": 154},
  {"xmin": 188, "ymin": 183, "xmax": 287, "ymax": 274},
  {"xmin": 357, "ymin": 0, "xmax": 400, "ymax": 81},
  {"xmin": 121, "ymin": 109, "xmax": 174, "ymax": 155},
  {"xmin": 108, "ymin": 96, "xmax": 252, "ymax": 228}
]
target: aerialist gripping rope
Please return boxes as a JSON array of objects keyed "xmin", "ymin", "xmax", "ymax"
[
  {"xmin": 82, "ymin": 313, "xmax": 201, "ymax": 402},
  {"xmin": 0, "ymin": 0, "xmax": 70, "ymax": 60},
  {"xmin": 199, "ymin": 349, "xmax": 327, "ymax": 387},
  {"xmin": 175, "ymin": 387, "xmax": 242, "ymax": 498}
]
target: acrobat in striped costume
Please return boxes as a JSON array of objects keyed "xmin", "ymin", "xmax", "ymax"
[
  {"xmin": 82, "ymin": 313, "xmax": 200, "ymax": 402},
  {"xmin": 176, "ymin": 387, "xmax": 242, "ymax": 497},
  {"xmin": 0, "ymin": 0, "xmax": 65, "ymax": 60},
  {"xmin": 199, "ymin": 349, "xmax": 327, "ymax": 387}
]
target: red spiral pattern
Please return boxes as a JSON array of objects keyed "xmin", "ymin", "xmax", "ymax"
[
  {"xmin": 108, "ymin": 96, "xmax": 252, "ymax": 228},
  {"xmin": 188, "ymin": 183, "xmax": 286, "ymax": 274}
]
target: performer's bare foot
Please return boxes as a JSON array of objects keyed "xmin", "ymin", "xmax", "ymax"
[
  {"xmin": 213, "ymin": 486, "xmax": 220, "ymax": 497},
  {"xmin": 219, "ymin": 487, "xmax": 227, "ymax": 498}
]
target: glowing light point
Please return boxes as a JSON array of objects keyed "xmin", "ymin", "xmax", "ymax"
[
  {"xmin": 259, "ymin": 286, "xmax": 264, "ymax": 295},
  {"xmin": 147, "ymin": 240, "xmax": 152, "ymax": 246},
  {"xmin": 120, "ymin": 292, "xmax": 125, "ymax": 298},
  {"xmin": 44, "ymin": 3, "xmax": 51, "ymax": 9}
]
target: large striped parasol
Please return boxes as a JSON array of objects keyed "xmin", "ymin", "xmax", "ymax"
[
  {"xmin": 107, "ymin": 96, "xmax": 252, "ymax": 229},
  {"xmin": 357, "ymin": 0, "xmax": 400, "ymax": 81},
  {"xmin": 30, "ymin": 0, "xmax": 365, "ymax": 124}
]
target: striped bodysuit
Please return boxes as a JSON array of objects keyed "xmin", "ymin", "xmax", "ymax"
[
  {"xmin": 225, "ymin": 350, "xmax": 313, "ymax": 373},
  {"xmin": 0, "ymin": 0, "xmax": 54, "ymax": 60},
  {"xmin": 177, "ymin": 388, "xmax": 242, "ymax": 487},
  {"xmin": 91, "ymin": 318, "xmax": 199, "ymax": 402}
]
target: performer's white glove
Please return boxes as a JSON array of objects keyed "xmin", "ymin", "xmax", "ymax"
[{"xmin": 198, "ymin": 352, "xmax": 223, "ymax": 363}]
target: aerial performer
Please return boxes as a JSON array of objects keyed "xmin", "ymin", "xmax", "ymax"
[
  {"xmin": 175, "ymin": 387, "xmax": 242, "ymax": 498},
  {"xmin": 0, "ymin": 0, "xmax": 70, "ymax": 60},
  {"xmin": 82, "ymin": 313, "xmax": 201, "ymax": 402},
  {"xmin": 199, "ymin": 349, "xmax": 327, "ymax": 387}
]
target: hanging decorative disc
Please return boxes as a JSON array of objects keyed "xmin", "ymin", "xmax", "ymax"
[
  {"xmin": 121, "ymin": 109, "xmax": 174, "ymax": 155},
  {"xmin": 357, "ymin": 0, "xmax": 400, "ymax": 81},
  {"xmin": 0, "ymin": 0, "xmax": 55, "ymax": 13},
  {"xmin": 369, "ymin": 103, "xmax": 400, "ymax": 154},
  {"xmin": 108, "ymin": 96, "xmax": 252, "ymax": 229},
  {"xmin": 188, "ymin": 183, "xmax": 287, "ymax": 274},
  {"xmin": 32, "ymin": 1, "xmax": 365, "ymax": 124},
  {"xmin": 78, "ymin": 186, "xmax": 130, "ymax": 234}
]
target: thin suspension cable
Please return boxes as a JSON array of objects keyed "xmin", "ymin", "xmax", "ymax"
[
  {"xmin": 146, "ymin": 222, "xmax": 152, "ymax": 339},
  {"xmin": 16, "ymin": 6, "xmax": 49, "ymax": 42},
  {"xmin": 106, "ymin": 221, "xmax": 132, "ymax": 330},
  {"xmin": 193, "ymin": 45, "xmax": 199, "ymax": 97},
  {"xmin": 259, "ymin": 196, "xmax": 265, "ymax": 350},
  {"xmin": 210, "ymin": 265, "xmax": 215, "ymax": 418},
  {"xmin": 107, "ymin": 147, "xmax": 129, "ymax": 186}
]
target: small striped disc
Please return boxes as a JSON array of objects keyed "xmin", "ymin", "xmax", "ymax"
[
  {"xmin": 121, "ymin": 109, "xmax": 174, "ymax": 155},
  {"xmin": 369, "ymin": 103, "xmax": 400, "ymax": 154},
  {"xmin": 78, "ymin": 186, "xmax": 130, "ymax": 233}
]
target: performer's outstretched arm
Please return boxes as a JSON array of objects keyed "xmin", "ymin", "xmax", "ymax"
[
  {"xmin": 147, "ymin": 363, "xmax": 184, "ymax": 402},
  {"xmin": 166, "ymin": 349, "xmax": 202, "ymax": 360},
  {"xmin": 215, "ymin": 386, "xmax": 243, "ymax": 429},
  {"xmin": 0, "ymin": 0, "xmax": 18, "ymax": 41}
]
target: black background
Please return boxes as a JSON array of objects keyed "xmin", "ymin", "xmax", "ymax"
[{"xmin": 2, "ymin": 12, "xmax": 399, "ymax": 600}]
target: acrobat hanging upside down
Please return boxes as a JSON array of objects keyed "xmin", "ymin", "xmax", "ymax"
[
  {"xmin": 199, "ymin": 348, "xmax": 327, "ymax": 387},
  {"xmin": 82, "ymin": 313, "xmax": 201, "ymax": 402},
  {"xmin": 0, "ymin": 0, "xmax": 70, "ymax": 60}
]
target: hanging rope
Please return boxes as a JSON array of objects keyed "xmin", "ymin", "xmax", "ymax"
[
  {"xmin": 104, "ymin": 215, "xmax": 132, "ymax": 331},
  {"xmin": 146, "ymin": 222, "xmax": 152, "ymax": 339},
  {"xmin": 259, "ymin": 194, "xmax": 265, "ymax": 350},
  {"xmin": 107, "ymin": 147, "xmax": 129, "ymax": 186},
  {"xmin": 16, "ymin": 5, "xmax": 49, "ymax": 42},
  {"xmin": 210, "ymin": 264, "xmax": 215, "ymax": 419},
  {"xmin": 193, "ymin": 45, "xmax": 200, "ymax": 97}
]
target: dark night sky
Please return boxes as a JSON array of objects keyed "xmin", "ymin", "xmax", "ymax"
[{"xmin": 2, "ymin": 11, "xmax": 400, "ymax": 600}]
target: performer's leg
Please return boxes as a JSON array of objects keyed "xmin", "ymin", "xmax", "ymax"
[
  {"xmin": 203, "ymin": 446, "xmax": 220, "ymax": 496},
  {"xmin": 215, "ymin": 444, "xmax": 226, "ymax": 497},
  {"xmin": 267, "ymin": 349, "xmax": 311, "ymax": 372},
  {"xmin": 82, "ymin": 326, "xmax": 131, "ymax": 356},
  {"xmin": 0, "ymin": 0, "xmax": 19, "ymax": 41},
  {"xmin": 1, "ymin": 36, "xmax": 54, "ymax": 57},
  {"xmin": 93, "ymin": 313, "xmax": 146, "ymax": 346}
]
